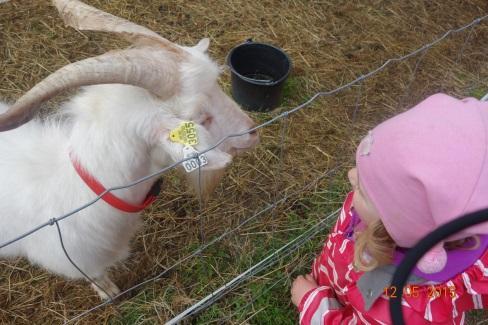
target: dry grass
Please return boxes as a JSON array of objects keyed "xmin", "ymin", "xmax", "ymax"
[{"xmin": 1, "ymin": 0, "xmax": 488, "ymax": 324}]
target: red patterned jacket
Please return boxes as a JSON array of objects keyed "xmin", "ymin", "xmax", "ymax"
[{"xmin": 298, "ymin": 192, "xmax": 488, "ymax": 324}]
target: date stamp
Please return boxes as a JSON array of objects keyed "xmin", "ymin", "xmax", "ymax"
[{"xmin": 384, "ymin": 285, "xmax": 456, "ymax": 298}]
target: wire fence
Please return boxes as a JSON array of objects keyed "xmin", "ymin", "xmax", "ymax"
[
  {"xmin": 0, "ymin": 13, "xmax": 487, "ymax": 324},
  {"xmin": 165, "ymin": 208, "xmax": 340, "ymax": 325},
  {"xmin": 67, "ymin": 163, "xmax": 344, "ymax": 323}
]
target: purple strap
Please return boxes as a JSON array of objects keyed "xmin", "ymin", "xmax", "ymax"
[
  {"xmin": 393, "ymin": 235, "xmax": 488, "ymax": 282},
  {"xmin": 346, "ymin": 208, "xmax": 360, "ymax": 239},
  {"xmin": 347, "ymin": 208, "xmax": 366, "ymax": 239}
]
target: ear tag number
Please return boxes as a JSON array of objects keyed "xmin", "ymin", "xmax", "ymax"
[
  {"xmin": 170, "ymin": 121, "xmax": 199, "ymax": 146},
  {"xmin": 182, "ymin": 146, "xmax": 208, "ymax": 173}
]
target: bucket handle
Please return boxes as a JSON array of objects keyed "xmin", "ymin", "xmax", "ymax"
[
  {"xmin": 238, "ymin": 75, "xmax": 275, "ymax": 85},
  {"xmin": 229, "ymin": 38, "xmax": 277, "ymax": 85}
]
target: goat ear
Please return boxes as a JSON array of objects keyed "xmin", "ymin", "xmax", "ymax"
[
  {"xmin": 154, "ymin": 132, "xmax": 231, "ymax": 171},
  {"xmin": 174, "ymin": 146, "xmax": 231, "ymax": 172},
  {"xmin": 200, "ymin": 148, "xmax": 232, "ymax": 170},
  {"xmin": 194, "ymin": 38, "xmax": 210, "ymax": 53},
  {"xmin": 152, "ymin": 119, "xmax": 231, "ymax": 171}
]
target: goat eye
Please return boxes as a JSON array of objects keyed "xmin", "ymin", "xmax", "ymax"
[{"xmin": 202, "ymin": 116, "xmax": 213, "ymax": 128}]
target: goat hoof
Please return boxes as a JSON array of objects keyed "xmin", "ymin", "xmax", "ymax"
[{"xmin": 90, "ymin": 275, "xmax": 120, "ymax": 301}]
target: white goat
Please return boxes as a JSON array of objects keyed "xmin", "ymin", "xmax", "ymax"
[{"xmin": 0, "ymin": 0, "xmax": 258, "ymax": 299}]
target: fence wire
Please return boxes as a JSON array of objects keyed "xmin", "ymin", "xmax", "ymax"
[
  {"xmin": 165, "ymin": 208, "xmax": 340, "ymax": 325},
  {"xmin": 1, "ymin": 13, "xmax": 486, "ymax": 251},
  {"xmin": 0, "ymin": 13, "xmax": 487, "ymax": 324},
  {"xmin": 66, "ymin": 162, "xmax": 344, "ymax": 323},
  {"xmin": 216, "ymin": 244, "xmax": 322, "ymax": 325}
]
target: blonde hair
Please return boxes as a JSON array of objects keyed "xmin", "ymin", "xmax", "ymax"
[
  {"xmin": 354, "ymin": 219, "xmax": 395, "ymax": 272},
  {"xmin": 353, "ymin": 219, "xmax": 480, "ymax": 272}
]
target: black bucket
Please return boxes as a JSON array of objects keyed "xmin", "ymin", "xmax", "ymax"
[{"xmin": 227, "ymin": 40, "xmax": 291, "ymax": 112}]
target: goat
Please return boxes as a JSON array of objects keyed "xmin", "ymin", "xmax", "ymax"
[{"xmin": 0, "ymin": 0, "xmax": 258, "ymax": 299}]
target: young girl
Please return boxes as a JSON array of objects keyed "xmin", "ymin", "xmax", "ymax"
[{"xmin": 291, "ymin": 93, "xmax": 488, "ymax": 324}]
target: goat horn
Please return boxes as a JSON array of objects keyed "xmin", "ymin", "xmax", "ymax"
[
  {"xmin": 52, "ymin": 0, "xmax": 180, "ymax": 50},
  {"xmin": 0, "ymin": 48, "xmax": 181, "ymax": 131}
]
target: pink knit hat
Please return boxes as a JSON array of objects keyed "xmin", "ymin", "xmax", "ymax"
[{"xmin": 356, "ymin": 93, "xmax": 488, "ymax": 273}]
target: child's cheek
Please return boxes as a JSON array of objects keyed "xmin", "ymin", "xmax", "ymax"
[{"xmin": 352, "ymin": 192, "xmax": 360, "ymax": 209}]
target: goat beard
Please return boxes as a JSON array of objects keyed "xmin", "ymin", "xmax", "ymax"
[{"xmin": 185, "ymin": 168, "xmax": 226, "ymax": 202}]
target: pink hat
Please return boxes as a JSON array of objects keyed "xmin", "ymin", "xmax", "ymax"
[{"xmin": 356, "ymin": 93, "xmax": 488, "ymax": 273}]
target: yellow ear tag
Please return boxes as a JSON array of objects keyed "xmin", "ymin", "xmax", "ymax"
[{"xmin": 169, "ymin": 121, "xmax": 199, "ymax": 146}]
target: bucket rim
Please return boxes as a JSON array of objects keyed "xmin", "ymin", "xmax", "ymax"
[{"xmin": 226, "ymin": 41, "xmax": 292, "ymax": 86}]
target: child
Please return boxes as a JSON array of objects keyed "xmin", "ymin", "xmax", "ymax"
[{"xmin": 291, "ymin": 93, "xmax": 488, "ymax": 324}]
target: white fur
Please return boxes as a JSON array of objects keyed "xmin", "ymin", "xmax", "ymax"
[{"xmin": 0, "ymin": 42, "xmax": 258, "ymax": 298}]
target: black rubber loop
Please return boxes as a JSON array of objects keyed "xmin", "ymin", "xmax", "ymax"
[{"xmin": 389, "ymin": 207, "xmax": 488, "ymax": 324}]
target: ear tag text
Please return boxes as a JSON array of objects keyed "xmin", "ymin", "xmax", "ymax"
[
  {"xmin": 170, "ymin": 121, "xmax": 199, "ymax": 146},
  {"xmin": 182, "ymin": 146, "xmax": 208, "ymax": 173}
]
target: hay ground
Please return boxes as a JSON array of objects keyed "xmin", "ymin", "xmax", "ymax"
[{"xmin": 1, "ymin": 0, "xmax": 488, "ymax": 324}]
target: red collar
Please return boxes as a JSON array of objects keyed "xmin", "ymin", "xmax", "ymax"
[{"xmin": 69, "ymin": 152, "xmax": 161, "ymax": 213}]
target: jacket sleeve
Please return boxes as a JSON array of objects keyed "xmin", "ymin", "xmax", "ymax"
[{"xmin": 298, "ymin": 286, "xmax": 351, "ymax": 325}]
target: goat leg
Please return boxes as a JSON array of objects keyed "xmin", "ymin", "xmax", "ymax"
[{"xmin": 90, "ymin": 273, "xmax": 120, "ymax": 301}]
